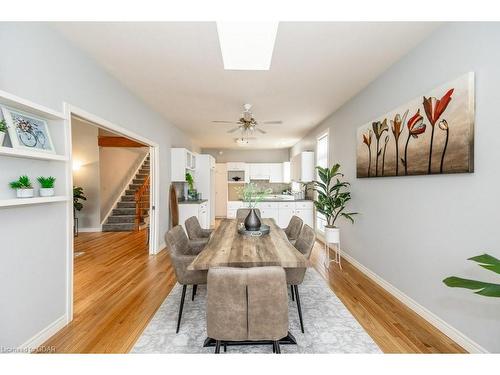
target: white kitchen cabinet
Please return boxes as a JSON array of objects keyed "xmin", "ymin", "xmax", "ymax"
[
  {"xmin": 293, "ymin": 208, "xmax": 314, "ymax": 228},
  {"xmin": 290, "ymin": 151, "xmax": 315, "ymax": 182},
  {"xmin": 178, "ymin": 201, "xmax": 209, "ymax": 231},
  {"xmin": 278, "ymin": 208, "xmax": 294, "ymax": 227},
  {"xmin": 226, "ymin": 162, "xmax": 246, "ymax": 171},
  {"xmin": 171, "ymin": 148, "xmax": 197, "ymax": 182},
  {"xmin": 282, "ymin": 162, "xmax": 291, "ymax": 183},
  {"xmin": 248, "ymin": 163, "xmax": 284, "ymax": 182},
  {"xmin": 269, "ymin": 163, "xmax": 283, "ymax": 183}
]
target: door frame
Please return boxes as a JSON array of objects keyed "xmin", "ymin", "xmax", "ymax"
[{"xmin": 64, "ymin": 103, "xmax": 160, "ymax": 322}]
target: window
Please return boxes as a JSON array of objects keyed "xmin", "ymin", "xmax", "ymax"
[{"xmin": 316, "ymin": 132, "xmax": 329, "ymax": 233}]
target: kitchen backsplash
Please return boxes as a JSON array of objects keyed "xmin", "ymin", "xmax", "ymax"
[{"xmin": 228, "ymin": 181, "xmax": 291, "ymax": 201}]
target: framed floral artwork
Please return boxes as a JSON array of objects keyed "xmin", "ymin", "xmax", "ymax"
[{"xmin": 356, "ymin": 73, "xmax": 474, "ymax": 177}]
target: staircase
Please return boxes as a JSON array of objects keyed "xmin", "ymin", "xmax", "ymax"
[{"xmin": 102, "ymin": 155, "xmax": 150, "ymax": 232}]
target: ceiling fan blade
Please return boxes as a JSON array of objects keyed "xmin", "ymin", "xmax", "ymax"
[
  {"xmin": 256, "ymin": 128, "xmax": 267, "ymax": 134},
  {"xmin": 261, "ymin": 121, "xmax": 282, "ymax": 125},
  {"xmin": 212, "ymin": 120, "xmax": 238, "ymax": 124},
  {"xmin": 227, "ymin": 127, "xmax": 241, "ymax": 133}
]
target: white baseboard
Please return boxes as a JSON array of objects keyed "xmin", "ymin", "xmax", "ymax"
[
  {"xmin": 157, "ymin": 241, "xmax": 166, "ymax": 254},
  {"xmin": 17, "ymin": 315, "xmax": 67, "ymax": 353},
  {"xmin": 340, "ymin": 251, "xmax": 488, "ymax": 353},
  {"xmin": 78, "ymin": 227, "xmax": 102, "ymax": 233}
]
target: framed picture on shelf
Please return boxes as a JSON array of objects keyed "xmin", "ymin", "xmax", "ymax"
[{"xmin": 1, "ymin": 106, "xmax": 56, "ymax": 154}]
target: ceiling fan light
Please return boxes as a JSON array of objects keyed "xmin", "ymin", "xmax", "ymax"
[{"xmin": 216, "ymin": 22, "xmax": 278, "ymax": 71}]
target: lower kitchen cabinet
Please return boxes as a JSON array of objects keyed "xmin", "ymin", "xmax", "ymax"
[
  {"xmin": 226, "ymin": 200, "xmax": 313, "ymax": 228},
  {"xmin": 179, "ymin": 201, "xmax": 209, "ymax": 230}
]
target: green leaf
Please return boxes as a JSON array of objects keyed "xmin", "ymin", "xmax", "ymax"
[
  {"xmin": 443, "ymin": 277, "xmax": 500, "ymax": 297},
  {"xmin": 468, "ymin": 254, "xmax": 500, "ymax": 275}
]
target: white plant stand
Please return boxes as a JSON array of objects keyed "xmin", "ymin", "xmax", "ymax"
[{"xmin": 324, "ymin": 239, "xmax": 342, "ymax": 270}]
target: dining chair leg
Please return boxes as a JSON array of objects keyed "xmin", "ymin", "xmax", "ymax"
[
  {"xmin": 272, "ymin": 342, "xmax": 276, "ymax": 353},
  {"xmin": 224, "ymin": 343, "xmax": 227, "ymax": 352},
  {"xmin": 192, "ymin": 284, "xmax": 197, "ymax": 301},
  {"xmin": 293, "ymin": 285, "xmax": 305, "ymax": 333},
  {"xmin": 290, "ymin": 285, "xmax": 295, "ymax": 301},
  {"xmin": 274, "ymin": 341, "xmax": 281, "ymax": 354},
  {"xmin": 176, "ymin": 285, "xmax": 187, "ymax": 333},
  {"xmin": 215, "ymin": 340, "xmax": 221, "ymax": 354}
]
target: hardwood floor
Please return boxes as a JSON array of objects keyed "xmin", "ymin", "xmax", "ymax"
[
  {"xmin": 311, "ymin": 241, "xmax": 465, "ymax": 353},
  {"xmin": 41, "ymin": 230, "xmax": 176, "ymax": 353},
  {"xmin": 41, "ymin": 226, "xmax": 465, "ymax": 353}
]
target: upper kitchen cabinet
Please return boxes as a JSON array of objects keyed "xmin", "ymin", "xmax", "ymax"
[
  {"xmin": 248, "ymin": 163, "xmax": 284, "ymax": 183},
  {"xmin": 171, "ymin": 148, "xmax": 197, "ymax": 182},
  {"xmin": 291, "ymin": 151, "xmax": 315, "ymax": 182}
]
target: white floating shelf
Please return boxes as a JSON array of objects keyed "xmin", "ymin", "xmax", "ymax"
[
  {"xmin": 0, "ymin": 196, "xmax": 69, "ymax": 208},
  {"xmin": 0, "ymin": 90, "xmax": 66, "ymax": 120},
  {"xmin": 0, "ymin": 147, "xmax": 67, "ymax": 161}
]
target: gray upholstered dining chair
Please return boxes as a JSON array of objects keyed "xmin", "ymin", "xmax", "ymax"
[
  {"xmin": 284, "ymin": 215, "xmax": 303, "ymax": 245},
  {"xmin": 206, "ymin": 266, "xmax": 289, "ymax": 354},
  {"xmin": 236, "ymin": 208, "xmax": 261, "ymax": 223},
  {"xmin": 165, "ymin": 225, "xmax": 208, "ymax": 333},
  {"xmin": 185, "ymin": 216, "xmax": 213, "ymax": 242},
  {"xmin": 285, "ymin": 224, "xmax": 316, "ymax": 333}
]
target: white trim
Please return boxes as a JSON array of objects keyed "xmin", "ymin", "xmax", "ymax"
[
  {"xmin": 0, "ymin": 196, "xmax": 68, "ymax": 207},
  {"xmin": 100, "ymin": 152, "xmax": 149, "ymax": 225},
  {"xmin": 157, "ymin": 241, "xmax": 166, "ymax": 253},
  {"xmin": 78, "ymin": 227, "xmax": 102, "ymax": 233},
  {"xmin": 17, "ymin": 315, "xmax": 67, "ymax": 353},
  {"xmin": 0, "ymin": 89, "xmax": 66, "ymax": 120},
  {"xmin": 340, "ymin": 251, "xmax": 488, "ymax": 354},
  {"xmin": 64, "ymin": 103, "xmax": 161, "ymax": 327}
]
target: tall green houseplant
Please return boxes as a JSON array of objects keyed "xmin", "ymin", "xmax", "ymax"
[{"xmin": 313, "ymin": 164, "xmax": 357, "ymax": 243}]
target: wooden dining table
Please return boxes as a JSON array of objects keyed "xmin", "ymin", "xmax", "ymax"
[{"xmin": 188, "ymin": 218, "xmax": 310, "ymax": 270}]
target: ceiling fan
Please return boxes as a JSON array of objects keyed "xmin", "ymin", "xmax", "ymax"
[{"xmin": 212, "ymin": 104, "xmax": 282, "ymax": 134}]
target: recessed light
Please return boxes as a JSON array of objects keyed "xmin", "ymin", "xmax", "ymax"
[{"xmin": 216, "ymin": 22, "xmax": 279, "ymax": 71}]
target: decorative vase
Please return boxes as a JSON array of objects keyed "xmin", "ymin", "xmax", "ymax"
[
  {"xmin": 244, "ymin": 208, "xmax": 261, "ymax": 231},
  {"xmin": 16, "ymin": 188, "xmax": 34, "ymax": 198},
  {"xmin": 325, "ymin": 226, "xmax": 340, "ymax": 244},
  {"xmin": 0, "ymin": 132, "xmax": 5, "ymax": 146},
  {"xmin": 39, "ymin": 188, "xmax": 55, "ymax": 197}
]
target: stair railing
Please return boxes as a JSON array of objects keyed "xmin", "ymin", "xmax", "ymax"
[{"xmin": 135, "ymin": 174, "xmax": 150, "ymax": 231}]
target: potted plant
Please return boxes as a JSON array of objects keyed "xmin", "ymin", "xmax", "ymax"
[
  {"xmin": 0, "ymin": 119, "xmax": 7, "ymax": 146},
  {"xmin": 185, "ymin": 172, "xmax": 197, "ymax": 200},
  {"xmin": 443, "ymin": 254, "xmax": 500, "ymax": 297},
  {"xmin": 238, "ymin": 183, "xmax": 272, "ymax": 231},
  {"xmin": 37, "ymin": 176, "xmax": 56, "ymax": 197},
  {"xmin": 9, "ymin": 175, "xmax": 34, "ymax": 198},
  {"xmin": 73, "ymin": 186, "xmax": 87, "ymax": 213},
  {"xmin": 313, "ymin": 164, "xmax": 357, "ymax": 243}
]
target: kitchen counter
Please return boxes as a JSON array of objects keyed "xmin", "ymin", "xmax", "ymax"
[
  {"xmin": 178, "ymin": 199, "xmax": 208, "ymax": 205},
  {"xmin": 235, "ymin": 198, "xmax": 312, "ymax": 203}
]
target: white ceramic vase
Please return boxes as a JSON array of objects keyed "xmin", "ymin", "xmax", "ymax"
[
  {"xmin": 16, "ymin": 188, "xmax": 34, "ymax": 198},
  {"xmin": 39, "ymin": 188, "xmax": 55, "ymax": 197},
  {"xmin": 325, "ymin": 226, "xmax": 340, "ymax": 244}
]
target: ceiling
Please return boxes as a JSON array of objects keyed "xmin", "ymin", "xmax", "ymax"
[{"xmin": 54, "ymin": 22, "xmax": 439, "ymax": 149}]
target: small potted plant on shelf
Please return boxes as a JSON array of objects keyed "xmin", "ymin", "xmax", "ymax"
[
  {"xmin": 9, "ymin": 175, "xmax": 34, "ymax": 198},
  {"xmin": 313, "ymin": 164, "xmax": 357, "ymax": 244},
  {"xmin": 37, "ymin": 176, "xmax": 56, "ymax": 197},
  {"xmin": 0, "ymin": 119, "xmax": 7, "ymax": 146}
]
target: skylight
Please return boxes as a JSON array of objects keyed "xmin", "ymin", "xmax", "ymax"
[{"xmin": 216, "ymin": 22, "xmax": 279, "ymax": 70}]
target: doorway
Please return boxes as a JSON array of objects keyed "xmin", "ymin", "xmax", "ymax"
[{"xmin": 65, "ymin": 104, "xmax": 160, "ymax": 323}]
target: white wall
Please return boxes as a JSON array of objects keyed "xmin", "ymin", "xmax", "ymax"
[
  {"xmin": 291, "ymin": 23, "xmax": 500, "ymax": 352},
  {"xmin": 0, "ymin": 23, "xmax": 196, "ymax": 348},
  {"xmin": 72, "ymin": 118, "xmax": 101, "ymax": 229},
  {"xmin": 202, "ymin": 148, "xmax": 290, "ymax": 163}
]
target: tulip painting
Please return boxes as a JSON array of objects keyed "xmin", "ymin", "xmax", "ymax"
[
  {"xmin": 356, "ymin": 73, "xmax": 474, "ymax": 178},
  {"xmin": 402, "ymin": 109, "xmax": 426, "ymax": 175},
  {"xmin": 423, "ymin": 88, "xmax": 454, "ymax": 173},
  {"xmin": 372, "ymin": 119, "xmax": 388, "ymax": 176},
  {"xmin": 391, "ymin": 110, "xmax": 408, "ymax": 176},
  {"xmin": 362, "ymin": 130, "xmax": 373, "ymax": 177}
]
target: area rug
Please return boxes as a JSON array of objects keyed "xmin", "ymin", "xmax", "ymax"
[{"xmin": 131, "ymin": 269, "xmax": 381, "ymax": 353}]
